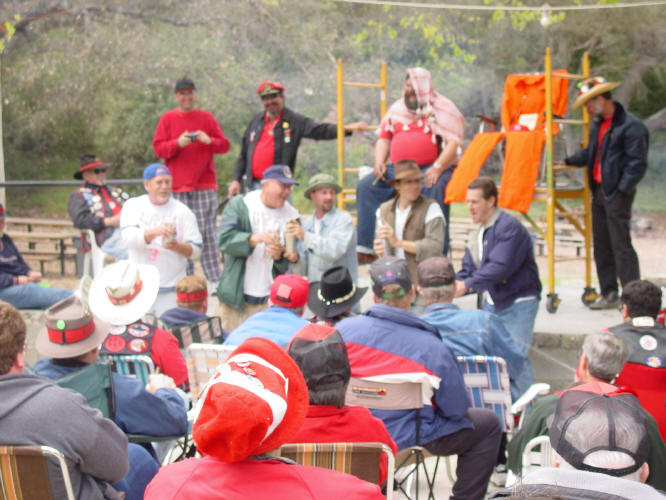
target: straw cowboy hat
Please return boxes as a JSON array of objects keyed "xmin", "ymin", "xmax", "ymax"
[
  {"xmin": 36, "ymin": 296, "xmax": 110, "ymax": 359},
  {"xmin": 89, "ymin": 260, "xmax": 160, "ymax": 325},
  {"xmin": 572, "ymin": 77, "xmax": 620, "ymax": 110}
]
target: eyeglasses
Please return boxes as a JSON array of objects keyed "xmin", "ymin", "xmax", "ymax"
[
  {"xmin": 93, "ymin": 168, "xmax": 107, "ymax": 174},
  {"xmin": 261, "ymin": 93, "xmax": 282, "ymax": 101}
]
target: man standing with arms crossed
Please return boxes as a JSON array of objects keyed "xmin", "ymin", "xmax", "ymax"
[{"xmin": 153, "ymin": 76, "xmax": 230, "ymax": 285}]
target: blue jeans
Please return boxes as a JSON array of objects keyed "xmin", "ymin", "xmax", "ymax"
[
  {"xmin": 100, "ymin": 230, "xmax": 128, "ymax": 260},
  {"xmin": 113, "ymin": 443, "xmax": 159, "ymax": 500},
  {"xmin": 356, "ymin": 163, "xmax": 454, "ymax": 255},
  {"xmin": 0, "ymin": 283, "xmax": 72, "ymax": 309},
  {"xmin": 483, "ymin": 297, "xmax": 539, "ymax": 399}
]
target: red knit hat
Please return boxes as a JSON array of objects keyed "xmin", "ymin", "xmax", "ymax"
[
  {"xmin": 270, "ymin": 274, "xmax": 309, "ymax": 308},
  {"xmin": 192, "ymin": 337, "xmax": 308, "ymax": 462}
]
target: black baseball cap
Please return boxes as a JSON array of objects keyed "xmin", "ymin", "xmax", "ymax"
[
  {"xmin": 174, "ymin": 77, "xmax": 196, "ymax": 92},
  {"xmin": 287, "ymin": 324, "xmax": 350, "ymax": 392},
  {"xmin": 549, "ymin": 384, "xmax": 650, "ymax": 477}
]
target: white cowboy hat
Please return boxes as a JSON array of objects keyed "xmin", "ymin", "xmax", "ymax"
[{"xmin": 88, "ymin": 260, "xmax": 160, "ymax": 325}]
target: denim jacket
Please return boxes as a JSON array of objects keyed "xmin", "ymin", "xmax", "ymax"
[
  {"xmin": 421, "ymin": 302, "xmax": 525, "ymax": 395},
  {"xmin": 295, "ymin": 207, "xmax": 358, "ymax": 284}
]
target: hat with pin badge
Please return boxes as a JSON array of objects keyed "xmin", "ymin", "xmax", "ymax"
[{"xmin": 36, "ymin": 296, "xmax": 110, "ymax": 359}]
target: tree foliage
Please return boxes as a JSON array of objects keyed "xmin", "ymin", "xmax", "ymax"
[{"xmin": 0, "ymin": 0, "xmax": 663, "ymax": 201}]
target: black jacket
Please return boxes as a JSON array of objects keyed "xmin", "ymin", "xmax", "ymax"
[
  {"xmin": 565, "ymin": 101, "xmax": 649, "ymax": 200},
  {"xmin": 233, "ymin": 107, "xmax": 348, "ymax": 188},
  {"xmin": 67, "ymin": 183, "xmax": 126, "ymax": 246}
]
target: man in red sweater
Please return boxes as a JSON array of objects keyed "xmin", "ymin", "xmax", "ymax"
[
  {"xmin": 287, "ymin": 323, "xmax": 398, "ymax": 485},
  {"xmin": 153, "ymin": 76, "xmax": 230, "ymax": 284}
]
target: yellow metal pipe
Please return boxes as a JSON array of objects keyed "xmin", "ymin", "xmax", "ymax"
[
  {"xmin": 582, "ymin": 52, "xmax": 592, "ymax": 289},
  {"xmin": 337, "ymin": 59, "xmax": 345, "ymax": 210},
  {"xmin": 343, "ymin": 82, "xmax": 385, "ymax": 89},
  {"xmin": 545, "ymin": 47, "xmax": 556, "ymax": 295},
  {"xmin": 380, "ymin": 62, "xmax": 387, "ymax": 119}
]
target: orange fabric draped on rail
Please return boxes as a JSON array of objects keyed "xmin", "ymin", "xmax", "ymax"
[{"xmin": 444, "ymin": 71, "xmax": 569, "ymax": 210}]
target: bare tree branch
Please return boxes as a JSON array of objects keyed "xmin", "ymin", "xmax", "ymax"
[
  {"xmin": 615, "ymin": 55, "xmax": 660, "ymax": 107},
  {"xmin": 645, "ymin": 107, "xmax": 666, "ymax": 134}
]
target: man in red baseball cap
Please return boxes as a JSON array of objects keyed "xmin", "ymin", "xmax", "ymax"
[
  {"xmin": 223, "ymin": 273, "xmax": 309, "ymax": 347},
  {"xmin": 228, "ymin": 80, "xmax": 366, "ymax": 198}
]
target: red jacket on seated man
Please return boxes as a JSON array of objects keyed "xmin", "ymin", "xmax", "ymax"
[
  {"xmin": 286, "ymin": 324, "xmax": 398, "ymax": 485},
  {"xmin": 605, "ymin": 280, "xmax": 666, "ymax": 440}
]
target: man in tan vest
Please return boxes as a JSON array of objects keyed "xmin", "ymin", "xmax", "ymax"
[{"xmin": 373, "ymin": 159, "xmax": 445, "ymax": 286}]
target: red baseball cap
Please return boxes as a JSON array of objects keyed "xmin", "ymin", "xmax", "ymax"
[
  {"xmin": 270, "ymin": 274, "xmax": 309, "ymax": 308},
  {"xmin": 257, "ymin": 80, "xmax": 285, "ymax": 96}
]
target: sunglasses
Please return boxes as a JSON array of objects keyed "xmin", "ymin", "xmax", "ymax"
[
  {"xmin": 261, "ymin": 92, "xmax": 282, "ymax": 101},
  {"xmin": 92, "ymin": 168, "xmax": 108, "ymax": 174}
]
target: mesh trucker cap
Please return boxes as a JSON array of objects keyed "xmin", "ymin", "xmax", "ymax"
[
  {"xmin": 548, "ymin": 388, "xmax": 650, "ymax": 477},
  {"xmin": 287, "ymin": 324, "xmax": 351, "ymax": 392}
]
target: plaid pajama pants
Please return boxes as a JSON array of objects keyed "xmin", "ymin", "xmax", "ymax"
[{"xmin": 173, "ymin": 189, "xmax": 221, "ymax": 281}]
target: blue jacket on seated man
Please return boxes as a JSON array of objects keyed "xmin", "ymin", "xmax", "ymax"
[
  {"xmin": 33, "ymin": 296, "xmax": 187, "ymax": 438},
  {"xmin": 0, "ymin": 204, "xmax": 72, "ymax": 309},
  {"xmin": 224, "ymin": 274, "xmax": 309, "ymax": 347}
]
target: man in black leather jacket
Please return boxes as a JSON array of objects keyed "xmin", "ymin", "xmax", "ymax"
[
  {"xmin": 562, "ymin": 77, "xmax": 649, "ymax": 309},
  {"xmin": 228, "ymin": 80, "xmax": 365, "ymax": 198}
]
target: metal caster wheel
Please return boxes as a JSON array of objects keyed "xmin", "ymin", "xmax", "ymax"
[
  {"xmin": 546, "ymin": 293, "xmax": 561, "ymax": 314},
  {"xmin": 581, "ymin": 287, "xmax": 598, "ymax": 306}
]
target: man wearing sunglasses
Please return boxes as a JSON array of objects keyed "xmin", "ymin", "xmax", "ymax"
[
  {"xmin": 67, "ymin": 153, "xmax": 129, "ymax": 259},
  {"xmin": 228, "ymin": 80, "xmax": 366, "ymax": 199},
  {"xmin": 560, "ymin": 77, "xmax": 649, "ymax": 310}
]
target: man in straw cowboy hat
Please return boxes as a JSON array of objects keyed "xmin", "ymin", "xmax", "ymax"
[
  {"xmin": 144, "ymin": 337, "xmax": 384, "ymax": 499},
  {"xmin": 285, "ymin": 173, "xmax": 359, "ymax": 286},
  {"xmin": 560, "ymin": 76, "xmax": 649, "ymax": 310},
  {"xmin": 373, "ymin": 159, "xmax": 445, "ymax": 288},
  {"xmin": 33, "ymin": 296, "xmax": 188, "ymax": 444}
]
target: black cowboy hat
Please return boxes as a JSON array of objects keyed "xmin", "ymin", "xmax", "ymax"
[{"xmin": 308, "ymin": 266, "xmax": 367, "ymax": 319}]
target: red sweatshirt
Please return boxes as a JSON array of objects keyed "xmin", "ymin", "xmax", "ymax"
[{"xmin": 152, "ymin": 108, "xmax": 230, "ymax": 192}]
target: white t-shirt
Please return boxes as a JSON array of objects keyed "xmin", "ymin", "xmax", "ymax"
[
  {"xmin": 375, "ymin": 202, "xmax": 443, "ymax": 259},
  {"xmin": 120, "ymin": 195, "xmax": 202, "ymax": 288},
  {"xmin": 242, "ymin": 190, "xmax": 298, "ymax": 298}
]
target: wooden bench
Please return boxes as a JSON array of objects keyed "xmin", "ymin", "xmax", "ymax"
[{"xmin": 7, "ymin": 226, "xmax": 81, "ymax": 275}]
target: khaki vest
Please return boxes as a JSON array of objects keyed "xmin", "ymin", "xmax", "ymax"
[{"xmin": 379, "ymin": 194, "xmax": 434, "ymax": 284}]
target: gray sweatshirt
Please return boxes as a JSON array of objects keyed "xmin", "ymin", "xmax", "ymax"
[{"xmin": 0, "ymin": 373, "xmax": 129, "ymax": 499}]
